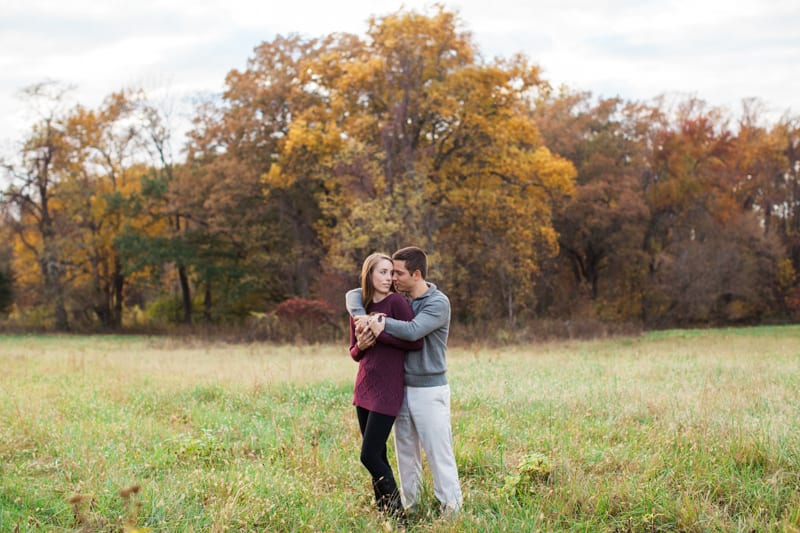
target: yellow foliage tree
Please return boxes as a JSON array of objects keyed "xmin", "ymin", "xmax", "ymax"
[
  {"xmin": 3, "ymin": 85, "xmax": 167, "ymax": 329},
  {"xmin": 267, "ymin": 6, "xmax": 575, "ymax": 320}
]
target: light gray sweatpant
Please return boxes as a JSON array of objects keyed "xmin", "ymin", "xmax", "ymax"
[{"xmin": 394, "ymin": 384, "xmax": 463, "ymax": 510}]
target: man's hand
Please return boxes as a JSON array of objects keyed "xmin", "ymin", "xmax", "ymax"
[
  {"xmin": 368, "ymin": 314, "xmax": 386, "ymax": 337},
  {"xmin": 356, "ymin": 326, "xmax": 376, "ymax": 351}
]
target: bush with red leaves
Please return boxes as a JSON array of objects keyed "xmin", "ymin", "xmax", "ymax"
[
  {"xmin": 271, "ymin": 298, "xmax": 344, "ymax": 343},
  {"xmin": 274, "ymin": 298, "xmax": 338, "ymax": 322}
]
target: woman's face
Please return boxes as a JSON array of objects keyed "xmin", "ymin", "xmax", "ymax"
[{"xmin": 371, "ymin": 258, "xmax": 394, "ymax": 297}]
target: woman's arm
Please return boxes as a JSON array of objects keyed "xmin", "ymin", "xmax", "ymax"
[{"xmin": 349, "ymin": 316, "xmax": 365, "ymax": 361}]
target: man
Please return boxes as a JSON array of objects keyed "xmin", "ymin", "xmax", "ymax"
[{"xmin": 346, "ymin": 246, "xmax": 463, "ymax": 516}]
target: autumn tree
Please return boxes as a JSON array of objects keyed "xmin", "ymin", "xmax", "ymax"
[
  {"xmin": 175, "ymin": 35, "xmax": 333, "ymax": 320},
  {"xmin": 111, "ymin": 95, "xmax": 198, "ymax": 324},
  {"xmin": 5, "ymin": 8, "xmax": 795, "ymax": 331},
  {"xmin": 642, "ymin": 98, "xmax": 785, "ymax": 325},
  {"xmin": 533, "ymin": 91, "xmax": 655, "ymax": 320},
  {"xmin": 1, "ymin": 82, "xmax": 74, "ymax": 329},
  {"xmin": 55, "ymin": 91, "xmax": 152, "ymax": 329},
  {"xmin": 267, "ymin": 6, "xmax": 575, "ymax": 322},
  {"xmin": 775, "ymin": 117, "xmax": 800, "ymax": 315},
  {"xmin": 730, "ymin": 102, "xmax": 800, "ymax": 316},
  {"xmin": 734, "ymin": 108, "xmax": 800, "ymax": 259},
  {"xmin": 2, "ymin": 85, "xmax": 178, "ymax": 329}
]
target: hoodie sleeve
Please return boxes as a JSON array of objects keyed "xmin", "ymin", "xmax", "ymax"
[
  {"xmin": 384, "ymin": 293, "xmax": 449, "ymax": 342},
  {"xmin": 345, "ymin": 288, "xmax": 366, "ymax": 317},
  {"xmin": 375, "ymin": 293, "xmax": 424, "ymax": 350}
]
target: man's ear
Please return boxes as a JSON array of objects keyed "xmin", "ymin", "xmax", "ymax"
[{"xmin": 412, "ymin": 270, "xmax": 422, "ymax": 281}]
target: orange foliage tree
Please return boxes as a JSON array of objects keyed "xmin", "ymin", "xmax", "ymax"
[
  {"xmin": 642, "ymin": 99, "xmax": 786, "ymax": 325},
  {"xmin": 534, "ymin": 91, "xmax": 655, "ymax": 321}
]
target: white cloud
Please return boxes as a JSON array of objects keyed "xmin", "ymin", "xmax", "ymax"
[{"xmin": 1, "ymin": 0, "xmax": 798, "ymax": 153}]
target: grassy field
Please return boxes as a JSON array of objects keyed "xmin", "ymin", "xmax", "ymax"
[{"xmin": 1, "ymin": 326, "xmax": 800, "ymax": 532}]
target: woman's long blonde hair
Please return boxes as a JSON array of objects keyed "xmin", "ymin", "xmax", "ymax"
[{"xmin": 361, "ymin": 252, "xmax": 393, "ymax": 306}]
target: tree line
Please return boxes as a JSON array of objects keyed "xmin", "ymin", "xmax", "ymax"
[{"xmin": 1, "ymin": 6, "xmax": 798, "ymax": 334}]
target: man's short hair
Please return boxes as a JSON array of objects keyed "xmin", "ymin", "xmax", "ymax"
[{"xmin": 392, "ymin": 246, "xmax": 428, "ymax": 279}]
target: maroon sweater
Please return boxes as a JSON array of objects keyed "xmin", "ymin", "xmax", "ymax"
[{"xmin": 349, "ymin": 292, "xmax": 423, "ymax": 416}]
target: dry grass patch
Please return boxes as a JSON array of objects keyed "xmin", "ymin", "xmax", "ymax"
[{"xmin": 1, "ymin": 326, "xmax": 800, "ymax": 531}]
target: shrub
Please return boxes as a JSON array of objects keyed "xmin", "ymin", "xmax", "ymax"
[
  {"xmin": 143, "ymin": 295, "xmax": 187, "ymax": 325},
  {"xmin": 271, "ymin": 298, "xmax": 345, "ymax": 343},
  {"xmin": 500, "ymin": 452, "xmax": 552, "ymax": 499},
  {"xmin": 274, "ymin": 298, "xmax": 338, "ymax": 321}
]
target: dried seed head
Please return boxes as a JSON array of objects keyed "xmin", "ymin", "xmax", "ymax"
[{"xmin": 119, "ymin": 484, "xmax": 141, "ymax": 498}]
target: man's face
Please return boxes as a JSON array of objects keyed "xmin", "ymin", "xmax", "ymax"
[{"xmin": 392, "ymin": 260, "xmax": 414, "ymax": 294}]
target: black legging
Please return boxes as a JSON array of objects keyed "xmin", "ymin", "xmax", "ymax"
[{"xmin": 356, "ymin": 406, "xmax": 396, "ymax": 482}]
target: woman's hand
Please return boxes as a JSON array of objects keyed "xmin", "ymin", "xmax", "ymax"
[{"xmin": 356, "ymin": 327, "xmax": 376, "ymax": 351}]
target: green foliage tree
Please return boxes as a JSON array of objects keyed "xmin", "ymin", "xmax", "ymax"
[{"xmin": 111, "ymin": 96, "xmax": 199, "ymax": 324}]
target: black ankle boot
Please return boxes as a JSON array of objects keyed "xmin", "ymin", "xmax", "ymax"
[
  {"xmin": 374, "ymin": 476, "xmax": 406, "ymax": 523},
  {"xmin": 371, "ymin": 478, "xmax": 386, "ymax": 511}
]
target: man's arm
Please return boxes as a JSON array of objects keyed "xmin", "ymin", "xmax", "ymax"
[
  {"xmin": 345, "ymin": 288, "xmax": 375, "ymax": 349},
  {"xmin": 368, "ymin": 296, "xmax": 423, "ymax": 351},
  {"xmin": 380, "ymin": 297, "xmax": 450, "ymax": 342},
  {"xmin": 345, "ymin": 288, "xmax": 366, "ymax": 317}
]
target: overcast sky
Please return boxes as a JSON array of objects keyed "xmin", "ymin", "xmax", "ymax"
[{"xmin": 2, "ymin": 0, "xmax": 798, "ymax": 155}]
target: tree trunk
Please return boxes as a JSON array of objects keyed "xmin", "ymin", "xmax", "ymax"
[
  {"xmin": 42, "ymin": 252, "xmax": 69, "ymax": 331},
  {"xmin": 178, "ymin": 264, "xmax": 192, "ymax": 324},
  {"xmin": 506, "ymin": 290, "xmax": 514, "ymax": 328},
  {"xmin": 54, "ymin": 294, "xmax": 69, "ymax": 331},
  {"xmin": 111, "ymin": 261, "xmax": 124, "ymax": 329},
  {"xmin": 203, "ymin": 282, "xmax": 212, "ymax": 322}
]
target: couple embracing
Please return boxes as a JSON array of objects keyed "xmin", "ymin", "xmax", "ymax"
[{"xmin": 346, "ymin": 246, "xmax": 463, "ymax": 523}]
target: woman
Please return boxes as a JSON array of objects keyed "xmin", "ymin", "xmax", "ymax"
[{"xmin": 349, "ymin": 253, "xmax": 422, "ymax": 518}]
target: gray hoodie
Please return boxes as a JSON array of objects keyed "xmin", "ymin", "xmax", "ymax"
[{"xmin": 345, "ymin": 283, "xmax": 450, "ymax": 387}]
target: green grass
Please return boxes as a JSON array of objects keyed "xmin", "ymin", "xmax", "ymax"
[{"xmin": 1, "ymin": 326, "xmax": 800, "ymax": 531}]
